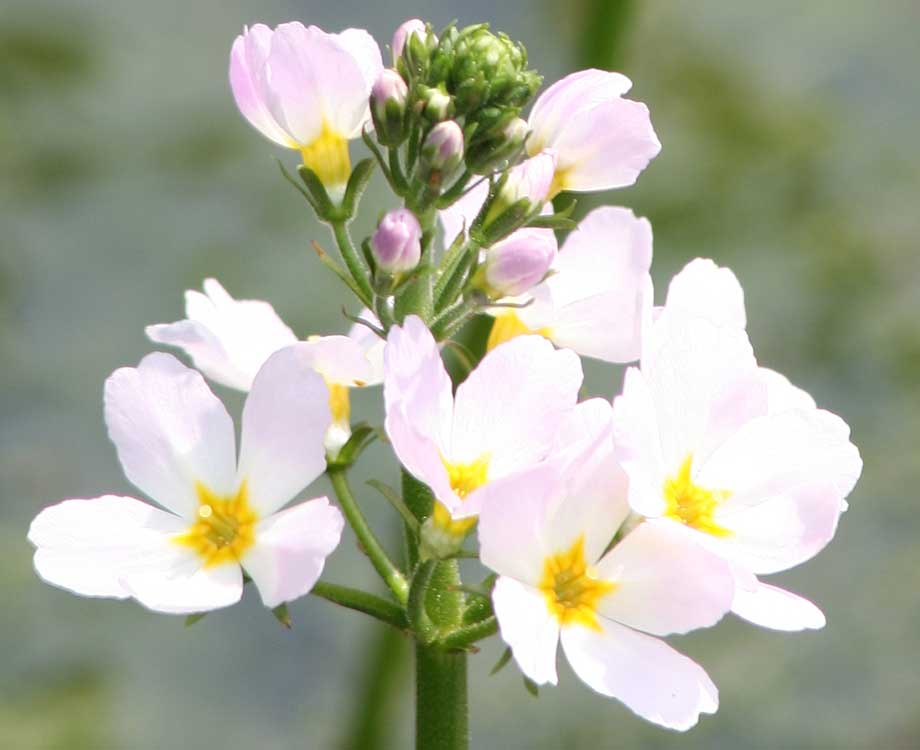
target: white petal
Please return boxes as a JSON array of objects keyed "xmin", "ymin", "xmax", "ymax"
[
  {"xmin": 439, "ymin": 179, "xmax": 489, "ymax": 248},
  {"xmin": 242, "ymin": 497, "xmax": 344, "ymax": 608},
  {"xmin": 293, "ymin": 335, "xmax": 374, "ymax": 386},
  {"xmin": 105, "ymin": 353, "xmax": 237, "ymax": 518},
  {"xmin": 383, "ymin": 317, "xmax": 456, "ymax": 507},
  {"xmin": 28, "ymin": 495, "xmax": 185, "ymax": 599},
  {"xmin": 238, "ymin": 346, "xmax": 331, "ymax": 516},
  {"xmin": 347, "ymin": 309, "xmax": 385, "ymax": 385},
  {"xmin": 731, "ymin": 580, "xmax": 826, "ymax": 631},
  {"xmin": 146, "ymin": 278, "xmax": 297, "ymax": 391},
  {"xmin": 561, "ymin": 619, "xmax": 718, "ymax": 731},
  {"xmin": 663, "ymin": 258, "xmax": 746, "ymax": 329},
  {"xmin": 593, "ymin": 522, "xmax": 734, "ymax": 636},
  {"xmin": 119, "ymin": 549, "xmax": 243, "ymax": 615},
  {"xmin": 758, "ymin": 367, "xmax": 817, "ymax": 413},
  {"xmin": 450, "ymin": 335, "xmax": 582, "ymax": 478},
  {"xmin": 493, "ymin": 576, "xmax": 560, "ymax": 686},
  {"xmin": 612, "ymin": 366, "xmax": 667, "ymax": 518},
  {"xmin": 524, "ymin": 207, "xmax": 652, "ymax": 363},
  {"xmin": 553, "ymin": 397, "xmax": 613, "ymax": 453},
  {"xmin": 639, "ymin": 313, "xmax": 757, "ymax": 472},
  {"xmin": 478, "ymin": 462, "xmax": 564, "ymax": 584}
]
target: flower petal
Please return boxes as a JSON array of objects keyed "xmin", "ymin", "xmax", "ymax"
[
  {"xmin": 292, "ymin": 335, "xmax": 374, "ymax": 386},
  {"xmin": 238, "ymin": 346, "xmax": 331, "ymax": 516},
  {"xmin": 105, "ymin": 353, "xmax": 237, "ymax": 519},
  {"xmin": 229, "ymin": 25, "xmax": 298, "ymax": 148},
  {"xmin": 593, "ymin": 522, "xmax": 734, "ymax": 636},
  {"xmin": 28, "ymin": 495, "xmax": 185, "ymax": 599},
  {"xmin": 524, "ymin": 206, "xmax": 652, "ymax": 363},
  {"xmin": 118, "ymin": 549, "xmax": 243, "ymax": 615},
  {"xmin": 347, "ymin": 309, "xmax": 385, "ymax": 385},
  {"xmin": 731, "ymin": 579, "xmax": 826, "ymax": 631},
  {"xmin": 663, "ymin": 258, "xmax": 747, "ymax": 330},
  {"xmin": 493, "ymin": 576, "xmax": 560, "ymax": 686},
  {"xmin": 561, "ymin": 619, "xmax": 718, "ymax": 731},
  {"xmin": 242, "ymin": 496, "xmax": 344, "ymax": 608},
  {"xmin": 450, "ymin": 335, "xmax": 582, "ymax": 479},
  {"xmin": 146, "ymin": 278, "xmax": 297, "ymax": 391}
]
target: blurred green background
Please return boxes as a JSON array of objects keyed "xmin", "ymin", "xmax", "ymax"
[{"xmin": 2, "ymin": 0, "xmax": 917, "ymax": 748}]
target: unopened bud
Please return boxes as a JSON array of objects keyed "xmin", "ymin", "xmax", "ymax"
[
  {"xmin": 371, "ymin": 208, "xmax": 422, "ymax": 274},
  {"xmin": 392, "ymin": 18, "xmax": 428, "ymax": 62},
  {"xmin": 419, "ymin": 120, "xmax": 465, "ymax": 188},
  {"xmin": 478, "ymin": 228, "xmax": 557, "ymax": 297},
  {"xmin": 466, "ymin": 115, "xmax": 529, "ymax": 174},
  {"xmin": 419, "ymin": 85, "xmax": 453, "ymax": 122},
  {"xmin": 371, "ymin": 69, "xmax": 409, "ymax": 146},
  {"xmin": 480, "ymin": 152, "xmax": 556, "ymax": 240}
]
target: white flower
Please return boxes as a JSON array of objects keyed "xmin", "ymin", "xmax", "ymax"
[
  {"xmin": 383, "ymin": 316, "xmax": 582, "ymax": 539},
  {"xmin": 477, "ymin": 407, "xmax": 734, "ymax": 730},
  {"xmin": 28, "ymin": 351, "xmax": 343, "ymax": 613},
  {"xmin": 613, "ymin": 259, "xmax": 862, "ymax": 630}
]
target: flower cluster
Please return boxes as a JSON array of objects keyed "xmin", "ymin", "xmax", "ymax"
[{"xmin": 28, "ymin": 16, "xmax": 861, "ymax": 735}]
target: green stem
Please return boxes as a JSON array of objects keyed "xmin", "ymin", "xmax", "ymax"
[
  {"xmin": 310, "ymin": 581, "xmax": 408, "ymax": 631},
  {"xmin": 415, "ymin": 644, "xmax": 468, "ymax": 750},
  {"xmin": 331, "ymin": 220, "xmax": 374, "ymax": 307},
  {"xmin": 328, "ymin": 467, "xmax": 409, "ymax": 604}
]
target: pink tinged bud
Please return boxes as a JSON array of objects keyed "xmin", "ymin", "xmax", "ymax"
[
  {"xmin": 527, "ymin": 69, "xmax": 661, "ymax": 194},
  {"xmin": 372, "ymin": 209, "xmax": 422, "ymax": 273},
  {"xmin": 483, "ymin": 228, "xmax": 558, "ymax": 297},
  {"xmin": 420, "ymin": 120, "xmax": 465, "ymax": 181},
  {"xmin": 503, "ymin": 117, "xmax": 530, "ymax": 145},
  {"xmin": 372, "ymin": 68, "xmax": 408, "ymax": 110},
  {"xmin": 371, "ymin": 69, "xmax": 409, "ymax": 146},
  {"xmin": 392, "ymin": 18, "xmax": 427, "ymax": 61}
]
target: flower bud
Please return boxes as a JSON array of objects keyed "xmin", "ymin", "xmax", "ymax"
[
  {"xmin": 371, "ymin": 69, "xmax": 409, "ymax": 146},
  {"xmin": 419, "ymin": 120, "xmax": 465, "ymax": 188},
  {"xmin": 371, "ymin": 208, "xmax": 422, "ymax": 274},
  {"xmin": 479, "ymin": 152, "xmax": 556, "ymax": 242},
  {"xmin": 418, "ymin": 85, "xmax": 453, "ymax": 122},
  {"xmin": 392, "ymin": 18, "xmax": 427, "ymax": 62},
  {"xmin": 465, "ymin": 114, "xmax": 529, "ymax": 174},
  {"xmin": 478, "ymin": 228, "xmax": 557, "ymax": 297}
]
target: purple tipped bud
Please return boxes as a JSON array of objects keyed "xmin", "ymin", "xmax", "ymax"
[
  {"xmin": 420, "ymin": 120, "xmax": 464, "ymax": 186},
  {"xmin": 371, "ymin": 69, "xmax": 409, "ymax": 146},
  {"xmin": 372, "ymin": 208, "xmax": 422, "ymax": 274},
  {"xmin": 392, "ymin": 18, "xmax": 427, "ymax": 62},
  {"xmin": 481, "ymin": 228, "xmax": 557, "ymax": 297}
]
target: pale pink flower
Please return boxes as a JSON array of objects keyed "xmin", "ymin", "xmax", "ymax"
[
  {"xmin": 528, "ymin": 69, "xmax": 661, "ymax": 196},
  {"xmin": 229, "ymin": 22, "xmax": 382, "ymax": 194},
  {"xmin": 383, "ymin": 316, "xmax": 582, "ymax": 523},
  {"xmin": 477, "ymin": 410, "xmax": 734, "ymax": 730},
  {"xmin": 28, "ymin": 351, "xmax": 343, "ymax": 613},
  {"xmin": 612, "ymin": 259, "xmax": 862, "ymax": 630}
]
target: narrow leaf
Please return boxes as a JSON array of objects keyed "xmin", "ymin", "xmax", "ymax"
[
  {"xmin": 490, "ymin": 646, "xmax": 513, "ymax": 676},
  {"xmin": 367, "ymin": 479, "xmax": 420, "ymax": 536}
]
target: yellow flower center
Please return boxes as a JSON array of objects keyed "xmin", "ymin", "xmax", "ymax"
[
  {"xmin": 539, "ymin": 535, "xmax": 617, "ymax": 630},
  {"xmin": 486, "ymin": 312, "xmax": 552, "ymax": 352},
  {"xmin": 174, "ymin": 481, "xmax": 258, "ymax": 567},
  {"xmin": 327, "ymin": 383, "xmax": 351, "ymax": 427},
  {"xmin": 663, "ymin": 455, "xmax": 733, "ymax": 537},
  {"xmin": 300, "ymin": 122, "xmax": 351, "ymax": 190},
  {"xmin": 546, "ymin": 167, "xmax": 570, "ymax": 201},
  {"xmin": 430, "ymin": 454, "xmax": 491, "ymax": 538}
]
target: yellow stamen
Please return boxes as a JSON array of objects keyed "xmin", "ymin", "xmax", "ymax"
[
  {"xmin": 430, "ymin": 453, "xmax": 491, "ymax": 537},
  {"xmin": 174, "ymin": 481, "xmax": 258, "ymax": 567},
  {"xmin": 546, "ymin": 167, "xmax": 570, "ymax": 201},
  {"xmin": 486, "ymin": 312, "xmax": 552, "ymax": 352},
  {"xmin": 663, "ymin": 455, "xmax": 733, "ymax": 537},
  {"xmin": 300, "ymin": 122, "xmax": 351, "ymax": 189},
  {"xmin": 540, "ymin": 535, "xmax": 617, "ymax": 630},
  {"xmin": 327, "ymin": 383, "xmax": 351, "ymax": 427}
]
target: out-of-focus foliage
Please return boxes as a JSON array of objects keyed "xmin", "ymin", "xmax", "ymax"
[{"xmin": 1, "ymin": 1, "xmax": 917, "ymax": 748}]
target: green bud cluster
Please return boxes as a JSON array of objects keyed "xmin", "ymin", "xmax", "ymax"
[{"xmin": 395, "ymin": 22, "xmax": 542, "ymax": 177}]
